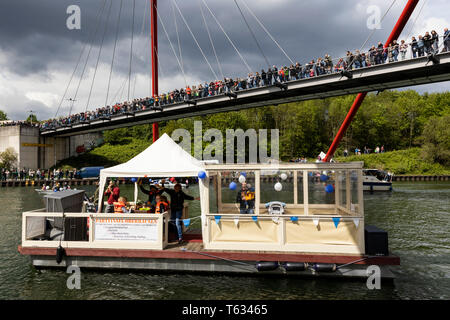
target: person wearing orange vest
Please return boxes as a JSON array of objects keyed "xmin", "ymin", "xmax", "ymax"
[
  {"xmin": 154, "ymin": 195, "xmax": 169, "ymax": 214},
  {"xmin": 186, "ymin": 86, "xmax": 192, "ymax": 100},
  {"xmin": 114, "ymin": 197, "xmax": 129, "ymax": 213}
]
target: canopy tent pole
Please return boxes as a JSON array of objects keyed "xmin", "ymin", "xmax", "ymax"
[
  {"xmin": 323, "ymin": 0, "xmax": 420, "ymax": 162},
  {"xmin": 151, "ymin": 0, "xmax": 159, "ymax": 142}
]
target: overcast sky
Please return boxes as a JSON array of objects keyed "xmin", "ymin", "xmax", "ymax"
[{"xmin": 0, "ymin": 0, "xmax": 448, "ymax": 121}]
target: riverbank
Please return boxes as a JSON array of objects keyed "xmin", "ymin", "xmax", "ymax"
[{"xmin": 335, "ymin": 148, "xmax": 450, "ymax": 175}]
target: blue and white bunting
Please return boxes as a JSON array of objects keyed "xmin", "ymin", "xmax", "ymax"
[
  {"xmin": 332, "ymin": 217, "xmax": 341, "ymax": 228},
  {"xmin": 214, "ymin": 216, "xmax": 221, "ymax": 224},
  {"xmin": 183, "ymin": 219, "xmax": 191, "ymax": 227},
  {"xmin": 290, "ymin": 216, "xmax": 299, "ymax": 223},
  {"xmin": 353, "ymin": 218, "xmax": 360, "ymax": 228},
  {"xmin": 252, "ymin": 216, "xmax": 258, "ymax": 222},
  {"xmin": 313, "ymin": 218, "xmax": 320, "ymax": 227}
]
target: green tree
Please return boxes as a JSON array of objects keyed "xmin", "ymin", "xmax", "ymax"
[
  {"xmin": 26, "ymin": 114, "xmax": 38, "ymax": 124},
  {"xmin": 0, "ymin": 110, "xmax": 7, "ymax": 121},
  {"xmin": 420, "ymin": 115, "xmax": 450, "ymax": 166},
  {"xmin": 0, "ymin": 148, "xmax": 18, "ymax": 170}
]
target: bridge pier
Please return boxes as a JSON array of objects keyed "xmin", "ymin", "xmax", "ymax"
[{"xmin": 0, "ymin": 125, "xmax": 103, "ymax": 170}]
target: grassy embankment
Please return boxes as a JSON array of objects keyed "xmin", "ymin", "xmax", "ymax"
[
  {"xmin": 335, "ymin": 148, "xmax": 450, "ymax": 175},
  {"xmin": 58, "ymin": 140, "xmax": 450, "ymax": 176}
]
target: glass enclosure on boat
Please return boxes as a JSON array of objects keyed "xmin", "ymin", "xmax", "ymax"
[{"xmin": 200, "ymin": 162, "xmax": 365, "ymax": 254}]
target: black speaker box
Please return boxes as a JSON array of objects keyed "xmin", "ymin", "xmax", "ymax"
[
  {"xmin": 364, "ymin": 225, "xmax": 389, "ymax": 256},
  {"xmin": 64, "ymin": 217, "xmax": 88, "ymax": 241}
]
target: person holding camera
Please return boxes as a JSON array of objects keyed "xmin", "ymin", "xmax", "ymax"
[{"xmin": 104, "ymin": 180, "xmax": 120, "ymax": 213}]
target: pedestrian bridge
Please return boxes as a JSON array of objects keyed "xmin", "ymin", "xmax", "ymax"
[{"xmin": 42, "ymin": 52, "xmax": 450, "ymax": 137}]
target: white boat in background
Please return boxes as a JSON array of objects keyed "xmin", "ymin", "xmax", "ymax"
[
  {"xmin": 34, "ymin": 189, "xmax": 54, "ymax": 196},
  {"xmin": 363, "ymin": 169, "xmax": 393, "ymax": 191}
]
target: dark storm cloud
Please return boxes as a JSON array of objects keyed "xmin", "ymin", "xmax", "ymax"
[
  {"xmin": 0, "ymin": 0, "xmax": 404, "ymax": 79},
  {"xmin": 0, "ymin": 0, "xmax": 448, "ymax": 120}
]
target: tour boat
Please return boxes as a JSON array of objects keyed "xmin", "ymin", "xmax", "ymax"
[
  {"xmin": 363, "ymin": 169, "xmax": 393, "ymax": 192},
  {"xmin": 18, "ymin": 134, "xmax": 399, "ymax": 280}
]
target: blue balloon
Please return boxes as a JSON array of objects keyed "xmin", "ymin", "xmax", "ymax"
[
  {"xmin": 229, "ymin": 182, "xmax": 237, "ymax": 190},
  {"xmin": 131, "ymin": 178, "xmax": 137, "ymax": 183},
  {"xmin": 240, "ymin": 172, "xmax": 247, "ymax": 177},
  {"xmin": 198, "ymin": 171, "xmax": 207, "ymax": 179},
  {"xmin": 320, "ymin": 174, "xmax": 329, "ymax": 182},
  {"xmin": 325, "ymin": 184, "xmax": 334, "ymax": 193}
]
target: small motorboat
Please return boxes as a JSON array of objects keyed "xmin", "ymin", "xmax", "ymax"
[
  {"xmin": 363, "ymin": 169, "xmax": 393, "ymax": 191},
  {"xmin": 35, "ymin": 188, "xmax": 55, "ymax": 195}
]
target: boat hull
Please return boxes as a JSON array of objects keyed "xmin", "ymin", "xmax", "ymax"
[
  {"xmin": 363, "ymin": 182, "xmax": 392, "ymax": 191},
  {"xmin": 18, "ymin": 245, "xmax": 399, "ymax": 280}
]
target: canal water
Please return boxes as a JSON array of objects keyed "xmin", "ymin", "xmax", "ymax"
[{"xmin": 0, "ymin": 182, "xmax": 448, "ymax": 300}]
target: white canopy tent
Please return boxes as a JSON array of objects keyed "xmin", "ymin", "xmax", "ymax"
[{"xmin": 97, "ymin": 133, "xmax": 208, "ymax": 213}]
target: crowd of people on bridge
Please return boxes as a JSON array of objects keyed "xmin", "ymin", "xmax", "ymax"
[
  {"xmin": 0, "ymin": 167, "xmax": 80, "ymax": 181},
  {"xmin": 38, "ymin": 27, "xmax": 449, "ymax": 131},
  {"xmin": 0, "ymin": 121, "xmax": 40, "ymax": 128}
]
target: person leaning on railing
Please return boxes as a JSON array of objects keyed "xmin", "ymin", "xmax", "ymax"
[{"xmin": 37, "ymin": 27, "xmax": 449, "ymax": 131}]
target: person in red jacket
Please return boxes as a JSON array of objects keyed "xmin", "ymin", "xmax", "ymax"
[{"xmin": 104, "ymin": 180, "xmax": 120, "ymax": 213}]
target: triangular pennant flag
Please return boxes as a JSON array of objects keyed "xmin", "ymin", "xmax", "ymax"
[
  {"xmin": 313, "ymin": 219, "xmax": 320, "ymax": 227},
  {"xmin": 252, "ymin": 216, "xmax": 258, "ymax": 222},
  {"xmin": 234, "ymin": 217, "xmax": 239, "ymax": 227},
  {"xmin": 183, "ymin": 219, "xmax": 191, "ymax": 227},
  {"xmin": 214, "ymin": 215, "xmax": 221, "ymax": 224},
  {"xmin": 353, "ymin": 218, "xmax": 360, "ymax": 228},
  {"xmin": 332, "ymin": 217, "xmax": 341, "ymax": 228},
  {"xmin": 290, "ymin": 216, "xmax": 299, "ymax": 223}
]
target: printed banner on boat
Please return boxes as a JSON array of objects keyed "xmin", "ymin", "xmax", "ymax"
[{"xmin": 94, "ymin": 218, "xmax": 158, "ymax": 241}]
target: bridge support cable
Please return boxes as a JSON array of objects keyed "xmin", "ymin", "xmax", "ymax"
[
  {"xmin": 156, "ymin": 5, "xmax": 188, "ymax": 87},
  {"xmin": 233, "ymin": 0, "xmax": 270, "ymax": 69},
  {"xmin": 239, "ymin": 0, "xmax": 294, "ymax": 66},
  {"xmin": 200, "ymin": 0, "xmax": 253, "ymax": 74},
  {"xmin": 199, "ymin": 0, "xmax": 225, "ymax": 81},
  {"xmin": 85, "ymin": 0, "xmax": 114, "ymax": 113},
  {"xmin": 105, "ymin": 0, "xmax": 124, "ymax": 107},
  {"xmin": 132, "ymin": 0, "xmax": 151, "ymax": 99},
  {"xmin": 324, "ymin": 0, "xmax": 420, "ymax": 162},
  {"xmin": 171, "ymin": 0, "xmax": 184, "ymax": 76},
  {"xmin": 346, "ymin": 0, "xmax": 397, "ymax": 71},
  {"xmin": 68, "ymin": 0, "xmax": 109, "ymax": 117},
  {"xmin": 54, "ymin": 1, "xmax": 107, "ymax": 119},
  {"xmin": 127, "ymin": 0, "xmax": 137, "ymax": 102},
  {"xmin": 172, "ymin": 0, "xmax": 219, "ymax": 80},
  {"xmin": 404, "ymin": 0, "xmax": 427, "ymax": 41}
]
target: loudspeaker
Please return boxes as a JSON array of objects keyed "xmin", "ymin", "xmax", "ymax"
[
  {"xmin": 364, "ymin": 225, "xmax": 389, "ymax": 256},
  {"xmin": 64, "ymin": 217, "xmax": 88, "ymax": 241}
]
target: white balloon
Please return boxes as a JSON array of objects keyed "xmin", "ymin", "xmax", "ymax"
[
  {"xmin": 274, "ymin": 182, "xmax": 283, "ymax": 192},
  {"xmin": 280, "ymin": 173, "xmax": 287, "ymax": 181},
  {"xmin": 238, "ymin": 175, "xmax": 246, "ymax": 183}
]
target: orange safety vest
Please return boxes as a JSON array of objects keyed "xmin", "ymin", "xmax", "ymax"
[
  {"xmin": 186, "ymin": 87, "xmax": 191, "ymax": 95},
  {"xmin": 113, "ymin": 201, "xmax": 126, "ymax": 213},
  {"xmin": 155, "ymin": 201, "xmax": 169, "ymax": 214}
]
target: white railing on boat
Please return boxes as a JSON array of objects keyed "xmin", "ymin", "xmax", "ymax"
[{"xmin": 22, "ymin": 211, "xmax": 169, "ymax": 250}]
